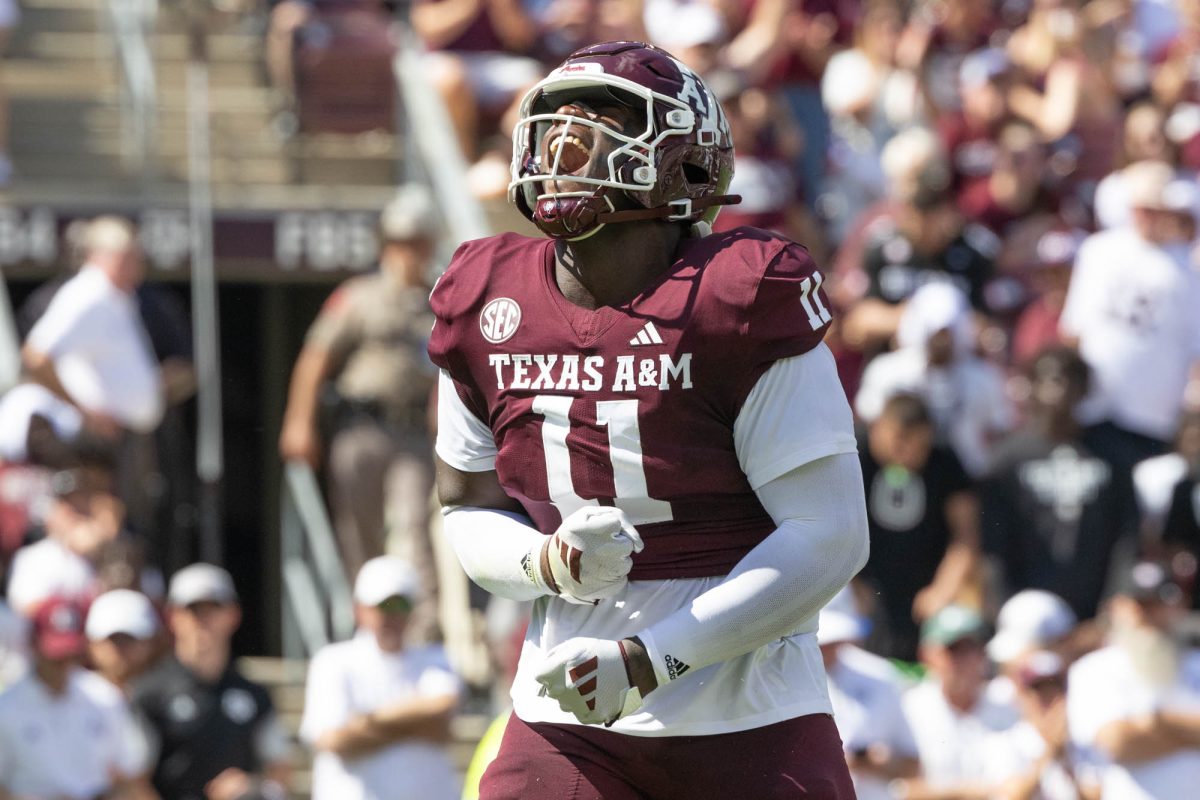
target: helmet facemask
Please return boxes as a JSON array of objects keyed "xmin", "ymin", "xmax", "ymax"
[{"xmin": 511, "ymin": 78, "xmax": 700, "ymax": 239}]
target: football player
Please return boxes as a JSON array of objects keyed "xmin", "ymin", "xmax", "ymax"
[{"xmin": 431, "ymin": 41, "xmax": 869, "ymax": 798}]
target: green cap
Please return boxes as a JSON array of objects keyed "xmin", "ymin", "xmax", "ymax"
[{"xmin": 920, "ymin": 604, "xmax": 987, "ymax": 647}]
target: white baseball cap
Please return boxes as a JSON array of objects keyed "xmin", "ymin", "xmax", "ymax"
[
  {"xmin": 168, "ymin": 563, "xmax": 239, "ymax": 607},
  {"xmin": 354, "ymin": 556, "xmax": 420, "ymax": 607},
  {"xmin": 818, "ymin": 587, "xmax": 870, "ymax": 645},
  {"xmin": 987, "ymin": 590, "xmax": 1076, "ymax": 664},
  {"xmin": 86, "ymin": 589, "xmax": 159, "ymax": 641}
]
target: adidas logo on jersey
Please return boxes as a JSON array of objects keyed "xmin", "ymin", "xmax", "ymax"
[
  {"xmin": 664, "ymin": 654, "xmax": 690, "ymax": 680},
  {"xmin": 629, "ymin": 321, "xmax": 664, "ymax": 346}
]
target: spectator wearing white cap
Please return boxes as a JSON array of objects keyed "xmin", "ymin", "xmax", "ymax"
[
  {"xmin": 1066, "ymin": 560, "xmax": 1200, "ymax": 800},
  {"xmin": 893, "ymin": 605, "xmax": 1018, "ymax": 800},
  {"xmin": 818, "ymin": 587, "xmax": 919, "ymax": 800},
  {"xmin": 130, "ymin": 564, "xmax": 291, "ymax": 800},
  {"xmin": 985, "ymin": 590, "xmax": 1079, "ymax": 711},
  {"xmin": 300, "ymin": 555, "xmax": 462, "ymax": 800},
  {"xmin": 280, "ymin": 186, "xmax": 442, "ymax": 641},
  {"xmin": 0, "ymin": 596, "xmax": 153, "ymax": 799},
  {"xmin": 86, "ymin": 588, "xmax": 162, "ymax": 693},
  {"xmin": 856, "ymin": 281, "xmax": 1014, "ymax": 477},
  {"xmin": 1060, "ymin": 160, "xmax": 1200, "ymax": 466}
]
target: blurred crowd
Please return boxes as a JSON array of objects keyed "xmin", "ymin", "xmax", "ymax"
[{"xmin": 3, "ymin": 0, "xmax": 1200, "ymax": 798}]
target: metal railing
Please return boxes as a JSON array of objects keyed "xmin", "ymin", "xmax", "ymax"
[
  {"xmin": 107, "ymin": 0, "xmax": 158, "ymax": 180},
  {"xmin": 280, "ymin": 460, "xmax": 355, "ymax": 659}
]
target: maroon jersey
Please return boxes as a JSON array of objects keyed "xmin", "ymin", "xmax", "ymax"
[{"xmin": 428, "ymin": 228, "xmax": 832, "ymax": 580}]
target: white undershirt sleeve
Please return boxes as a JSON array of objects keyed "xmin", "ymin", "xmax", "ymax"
[
  {"xmin": 638, "ymin": 452, "xmax": 869, "ymax": 687},
  {"xmin": 435, "ymin": 369, "xmax": 497, "ymax": 472},
  {"xmin": 733, "ymin": 344, "xmax": 858, "ymax": 488}
]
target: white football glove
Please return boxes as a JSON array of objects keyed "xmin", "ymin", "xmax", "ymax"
[
  {"xmin": 535, "ymin": 637, "xmax": 644, "ymax": 726},
  {"xmin": 530, "ymin": 506, "xmax": 644, "ymax": 605}
]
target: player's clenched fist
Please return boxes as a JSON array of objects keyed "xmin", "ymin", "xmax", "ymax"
[
  {"xmin": 535, "ymin": 637, "xmax": 643, "ymax": 726},
  {"xmin": 528, "ymin": 507, "xmax": 644, "ymax": 604}
]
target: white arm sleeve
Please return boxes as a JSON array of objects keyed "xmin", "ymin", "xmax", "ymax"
[
  {"xmin": 442, "ymin": 505, "xmax": 550, "ymax": 602},
  {"xmin": 637, "ymin": 452, "xmax": 869, "ymax": 686}
]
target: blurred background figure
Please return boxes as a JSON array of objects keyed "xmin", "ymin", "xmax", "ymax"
[
  {"xmin": 1137, "ymin": 409, "xmax": 1200, "ymax": 546},
  {"xmin": 6, "ymin": 466, "xmax": 126, "ymax": 615},
  {"xmin": 300, "ymin": 555, "xmax": 461, "ymax": 800},
  {"xmin": 410, "ymin": 0, "xmax": 542, "ymax": 162},
  {"xmin": 856, "ymin": 281, "xmax": 1013, "ymax": 477},
  {"xmin": 984, "ymin": 649, "xmax": 1086, "ymax": 800},
  {"xmin": 280, "ymin": 186, "xmax": 442, "ymax": 641},
  {"xmin": 131, "ymin": 563, "xmax": 291, "ymax": 800},
  {"xmin": 985, "ymin": 589, "xmax": 1080, "ymax": 710},
  {"xmin": 856, "ymin": 393, "xmax": 981, "ymax": 661},
  {"xmin": 819, "ymin": 586, "xmax": 920, "ymax": 800},
  {"xmin": 1066, "ymin": 560, "xmax": 1200, "ymax": 800},
  {"xmin": 85, "ymin": 587, "xmax": 163, "ymax": 694},
  {"xmin": 841, "ymin": 126, "xmax": 999, "ymax": 355},
  {"xmin": 1060, "ymin": 161, "xmax": 1200, "ymax": 471},
  {"xmin": 894, "ymin": 605, "xmax": 1018, "ymax": 800},
  {"xmin": 21, "ymin": 215, "xmax": 163, "ymax": 437},
  {"xmin": 1009, "ymin": 229, "xmax": 1084, "ymax": 368},
  {"xmin": 982, "ymin": 346, "xmax": 1139, "ymax": 621},
  {"xmin": 20, "ymin": 216, "xmax": 170, "ymax": 546},
  {"xmin": 0, "ymin": 596, "xmax": 152, "ymax": 799}
]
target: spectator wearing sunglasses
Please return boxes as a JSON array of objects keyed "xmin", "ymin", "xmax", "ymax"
[{"xmin": 300, "ymin": 555, "xmax": 462, "ymax": 800}]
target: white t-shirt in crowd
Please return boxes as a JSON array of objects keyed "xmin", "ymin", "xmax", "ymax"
[
  {"xmin": 1060, "ymin": 228, "xmax": 1200, "ymax": 441},
  {"xmin": 1067, "ymin": 643, "xmax": 1200, "ymax": 799},
  {"xmin": 826, "ymin": 645, "xmax": 919, "ymax": 800},
  {"xmin": 5, "ymin": 537, "xmax": 97, "ymax": 614},
  {"xmin": 300, "ymin": 633, "xmax": 462, "ymax": 800},
  {"xmin": 437, "ymin": 347, "xmax": 859, "ymax": 737},
  {"xmin": 26, "ymin": 266, "xmax": 163, "ymax": 433},
  {"xmin": 0, "ymin": 383, "xmax": 83, "ymax": 463},
  {"xmin": 0, "ymin": 668, "xmax": 145, "ymax": 799},
  {"xmin": 983, "ymin": 721, "xmax": 1083, "ymax": 800},
  {"xmin": 901, "ymin": 679, "xmax": 1019, "ymax": 789},
  {"xmin": 854, "ymin": 348, "xmax": 1013, "ymax": 477}
]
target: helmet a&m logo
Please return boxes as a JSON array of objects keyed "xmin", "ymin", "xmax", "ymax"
[{"xmin": 480, "ymin": 297, "xmax": 522, "ymax": 344}]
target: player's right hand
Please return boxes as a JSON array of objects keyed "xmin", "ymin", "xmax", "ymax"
[{"xmin": 541, "ymin": 507, "xmax": 644, "ymax": 604}]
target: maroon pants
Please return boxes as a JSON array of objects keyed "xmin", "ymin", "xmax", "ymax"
[{"xmin": 480, "ymin": 712, "xmax": 856, "ymax": 800}]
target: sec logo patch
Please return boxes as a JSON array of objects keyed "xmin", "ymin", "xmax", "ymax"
[{"xmin": 480, "ymin": 297, "xmax": 521, "ymax": 344}]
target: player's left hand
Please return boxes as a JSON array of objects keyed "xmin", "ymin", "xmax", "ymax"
[{"xmin": 535, "ymin": 637, "xmax": 644, "ymax": 726}]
